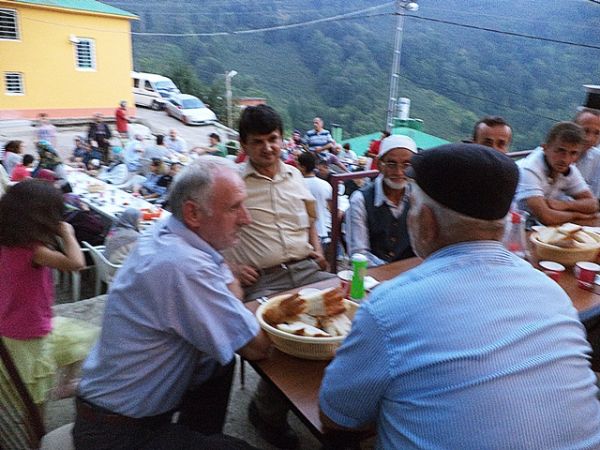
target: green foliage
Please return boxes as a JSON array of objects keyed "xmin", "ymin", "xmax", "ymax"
[{"xmin": 114, "ymin": 0, "xmax": 600, "ymax": 149}]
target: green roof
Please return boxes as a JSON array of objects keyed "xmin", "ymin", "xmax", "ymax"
[
  {"xmin": 341, "ymin": 127, "xmax": 449, "ymax": 156},
  {"xmin": 13, "ymin": 0, "xmax": 136, "ymax": 18}
]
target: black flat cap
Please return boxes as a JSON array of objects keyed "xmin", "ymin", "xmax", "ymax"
[{"xmin": 405, "ymin": 143, "xmax": 519, "ymax": 220}]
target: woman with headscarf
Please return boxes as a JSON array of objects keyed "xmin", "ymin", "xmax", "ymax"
[
  {"xmin": 103, "ymin": 208, "xmax": 141, "ymax": 265},
  {"xmin": 33, "ymin": 140, "xmax": 68, "ymax": 185}
]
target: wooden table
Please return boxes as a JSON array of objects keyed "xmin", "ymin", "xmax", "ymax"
[{"xmin": 246, "ymin": 254, "xmax": 600, "ymax": 447}]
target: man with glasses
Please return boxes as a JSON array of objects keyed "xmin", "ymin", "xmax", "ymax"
[
  {"xmin": 515, "ymin": 121, "xmax": 598, "ymax": 226},
  {"xmin": 346, "ymin": 135, "xmax": 417, "ymax": 266}
]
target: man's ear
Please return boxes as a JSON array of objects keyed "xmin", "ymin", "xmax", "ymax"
[
  {"xmin": 182, "ymin": 200, "xmax": 204, "ymax": 229},
  {"xmin": 419, "ymin": 204, "xmax": 439, "ymax": 244}
]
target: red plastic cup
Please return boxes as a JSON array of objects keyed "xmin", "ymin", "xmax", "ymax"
[
  {"xmin": 538, "ymin": 261, "xmax": 565, "ymax": 282},
  {"xmin": 574, "ymin": 261, "xmax": 600, "ymax": 290},
  {"xmin": 337, "ymin": 270, "xmax": 353, "ymax": 298}
]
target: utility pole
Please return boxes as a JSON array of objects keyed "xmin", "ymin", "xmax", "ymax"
[
  {"xmin": 385, "ymin": 1, "xmax": 418, "ymax": 133},
  {"xmin": 225, "ymin": 70, "xmax": 237, "ymax": 129}
]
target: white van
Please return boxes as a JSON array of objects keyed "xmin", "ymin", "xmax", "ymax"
[{"xmin": 132, "ymin": 72, "xmax": 180, "ymax": 110}]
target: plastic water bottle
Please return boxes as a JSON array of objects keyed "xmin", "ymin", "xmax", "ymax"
[
  {"xmin": 350, "ymin": 253, "xmax": 368, "ymax": 301},
  {"xmin": 503, "ymin": 211, "xmax": 529, "ymax": 260}
]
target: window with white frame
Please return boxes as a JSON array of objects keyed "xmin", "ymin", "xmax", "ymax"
[
  {"xmin": 0, "ymin": 8, "xmax": 19, "ymax": 40},
  {"xmin": 75, "ymin": 38, "xmax": 96, "ymax": 70},
  {"xmin": 4, "ymin": 72, "xmax": 24, "ymax": 94}
]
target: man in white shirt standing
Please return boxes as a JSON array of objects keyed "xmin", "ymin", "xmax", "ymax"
[{"xmin": 297, "ymin": 151, "xmax": 332, "ymax": 255}]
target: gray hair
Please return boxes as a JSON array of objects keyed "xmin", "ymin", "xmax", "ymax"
[
  {"xmin": 169, "ymin": 156, "xmax": 238, "ymax": 220},
  {"xmin": 410, "ymin": 182, "xmax": 505, "ymax": 242}
]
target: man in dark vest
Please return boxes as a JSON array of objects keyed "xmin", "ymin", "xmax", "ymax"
[{"xmin": 346, "ymin": 135, "xmax": 417, "ymax": 266}]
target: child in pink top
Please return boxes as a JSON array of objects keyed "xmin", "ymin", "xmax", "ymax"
[
  {"xmin": 0, "ymin": 180, "xmax": 97, "ymax": 407},
  {"xmin": 10, "ymin": 153, "xmax": 34, "ymax": 181}
]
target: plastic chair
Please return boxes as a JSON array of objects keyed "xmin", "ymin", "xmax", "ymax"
[
  {"xmin": 53, "ymin": 246, "xmax": 94, "ymax": 302},
  {"xmin": 82, "ymin": 242, "xmax": 122, "ymax": 296}
]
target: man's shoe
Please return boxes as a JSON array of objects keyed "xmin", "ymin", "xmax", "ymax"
[{"xmin": 248, "ymin": 400, "xmax": 299, "ymax": 449}]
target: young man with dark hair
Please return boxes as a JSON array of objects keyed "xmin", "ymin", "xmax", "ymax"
[
  {"xmin": 516, "ymin": 121, "xmax": 598, "ymax": 225},
  {"xmin": 472, "ymin": 115, "xmax": 513, "ymax": 154},
  {"xmin": 225, "ymin": 104, "xmax": 334, "ymax": 449}
]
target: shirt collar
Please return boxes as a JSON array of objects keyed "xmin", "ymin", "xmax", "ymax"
[
  {"xmin": 162, "ymin": 215, "xmax": 224, "ymax": 265},
  {"xmin": 242, "ymin": 159, "xmax": 292, "ymax": 181},
  {"xmin": 427, "ymin": 240, "xmax": 510, "ymax": 261}
]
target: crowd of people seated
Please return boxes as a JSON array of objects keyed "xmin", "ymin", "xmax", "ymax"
[{"xmin": 2, "ymin": 93, "xmax": 600, "ymax": 450}]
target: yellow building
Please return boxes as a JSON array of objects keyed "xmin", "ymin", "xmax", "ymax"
[{"xmin": 0, "ymin": 0, "xmax": 136, "ymax": 120}]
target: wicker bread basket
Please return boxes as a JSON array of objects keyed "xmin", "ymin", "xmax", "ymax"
[
  {"xmin": 256, "ymin": 294, "xmax": 359, "ymax": 360},
  {"xmin": 530, "ymin": 231, "xmax": 600, "ymax": 266}
]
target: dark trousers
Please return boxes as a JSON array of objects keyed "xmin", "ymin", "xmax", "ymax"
[{"xmin": 73, "ymin": 360, "xmax": 256, "ymax": 450}]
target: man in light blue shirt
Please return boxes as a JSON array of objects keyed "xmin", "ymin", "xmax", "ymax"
[
  {"xmin": 320, "ymin": 144, "xmax": 600, "ymax": 450},
  {"xmin": 74, "ymin": 156, "xmax": 270, "ymax": 450}
]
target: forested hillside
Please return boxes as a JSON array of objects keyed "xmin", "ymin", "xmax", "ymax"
[{"xmin": 106, "ymin": 0, "xmax": 600, "ymax": 150}]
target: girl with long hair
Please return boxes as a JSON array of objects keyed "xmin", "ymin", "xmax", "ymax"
[{"xmin": 0, "ymin": 180, "xmax": 98, "ymax": 407}]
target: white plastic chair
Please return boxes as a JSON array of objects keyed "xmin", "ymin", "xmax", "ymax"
[
  {"xmin": 82, "ymin": 242, "xmax": 122, "ymax": 296},
  {"xmin": 53, "ymin": 246, "xmax": 94, "ymax": 301}
]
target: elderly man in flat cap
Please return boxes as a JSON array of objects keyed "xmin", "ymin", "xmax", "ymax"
[
  {"xmin": 346, "ymin": 134, "xmax": 417, "ymax": 266},
  {"xmin": 320, "ymin": 144, "xmax": 600, "ymax": 450}
]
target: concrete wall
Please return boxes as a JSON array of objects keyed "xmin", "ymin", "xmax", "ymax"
[{"xmin": 0, "ymin": 1, "xmax": 135, "ymax": 119}]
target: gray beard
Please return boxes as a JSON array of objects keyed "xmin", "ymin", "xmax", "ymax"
[{"xmin": 383, "ymin": 178, "xmax": 406, "ymax": 190}]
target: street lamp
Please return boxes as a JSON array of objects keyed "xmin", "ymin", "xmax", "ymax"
[
  {"xmin": 385, "ymin": 1, "xmax": 418, "ymax": 132},
  {"xmin": 225, "ymin": 70, "xmax": 238, "ymax": 129}
]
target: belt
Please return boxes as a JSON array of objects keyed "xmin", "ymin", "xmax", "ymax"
[
  {"xmin": 76, "ymin": 397, "xmax": 173, "ymax": 428},
  {"xmin": 259, "ymin": 258, "xmax": 310, "ymax": 276}
]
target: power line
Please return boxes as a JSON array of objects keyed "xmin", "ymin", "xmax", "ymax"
[
  {"xmin": 131, "ymin": 3, "xmax": 393, "ymax": 36},
  {"xmin": 21, "ymin": 6, "xmax": 600, "ymax": 53},
  {"xmin": 398, "ymin": 74, "xmax": 561, "ymax": 123},
  {"xmin": 407, "ymin": 15, "xmax": 600, "ymax": 51},
  {"xmin": 427, "ymin": 6, "xmax": 599, "ymax": 31}
]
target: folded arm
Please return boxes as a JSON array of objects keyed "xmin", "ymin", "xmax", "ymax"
[{"xmin": 526, "ymin": 196, "xmax": 597, "ymax": 226}]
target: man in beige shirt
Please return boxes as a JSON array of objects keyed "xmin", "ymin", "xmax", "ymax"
[
  {"xmin": 225, "ymin": 105, "xmax": 333, "ymax": 303},
  {"xmin": 226, "ymin": 105, "xmax": 334, "ymax": 449}
]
